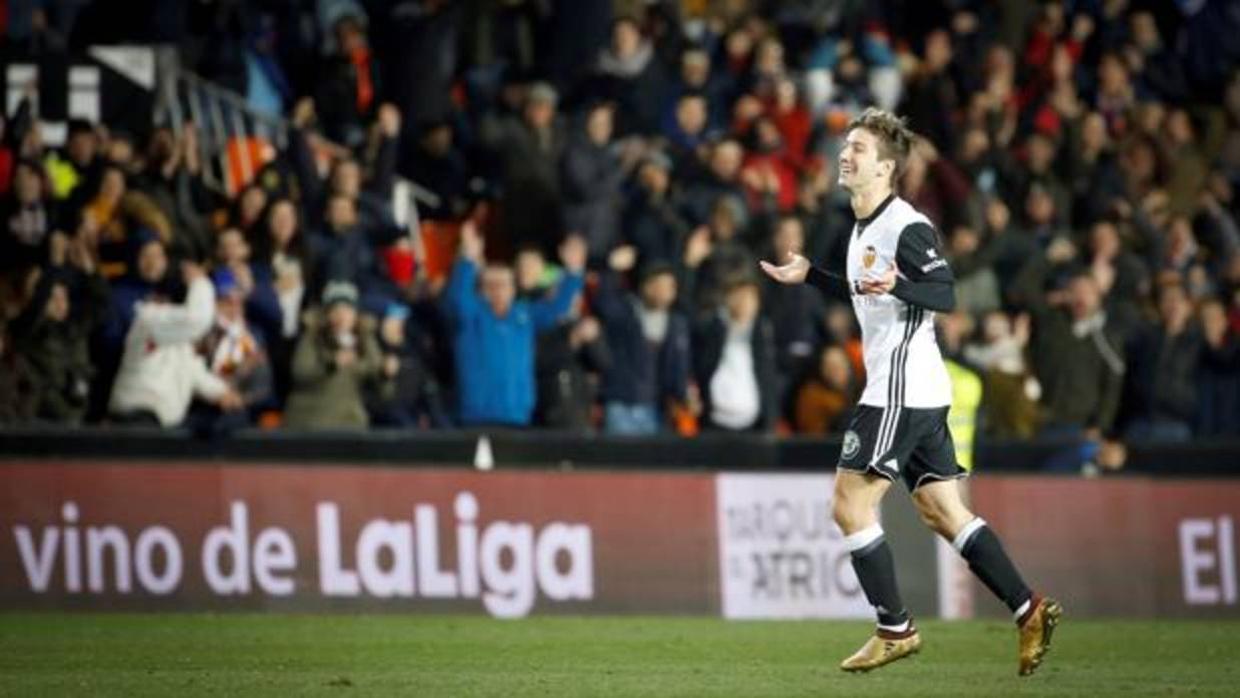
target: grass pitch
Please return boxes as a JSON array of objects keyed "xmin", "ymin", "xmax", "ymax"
[{"xmin": 1, "ymin": 613, "xmax": 1236, "ymax": 697}]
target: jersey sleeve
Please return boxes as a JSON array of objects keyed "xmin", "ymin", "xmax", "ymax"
[
  {"xmin": 892, "ymin": 222, "xmax": 955, "ymax": 312},
  {"xmin": 805, "ymin": 265, "xmax": 851, "ymax": 302}
]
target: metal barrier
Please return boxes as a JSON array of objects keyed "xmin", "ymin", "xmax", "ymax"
[{"xmin": 152, "ymin": 49, "xmax": 439, "ymax": 226}]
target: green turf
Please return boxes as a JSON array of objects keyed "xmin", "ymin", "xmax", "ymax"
[{"xmin": 0, "ymin": 613, "xmax": 1237, "ymax": 697}]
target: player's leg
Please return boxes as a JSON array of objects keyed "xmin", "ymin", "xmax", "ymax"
[
  {"xmin": 912, "ymin": 479, "xmax": 1033, "ymax": 615},
  {"xmin": 833, "ymin": 470, "xmax": 910, "ymax": 632},
  {"xmin": 834, "ymin": 407, "xmax": 921, "ymax": 672},
  {"xmin": 907, "ymin": 411, "xmax": 1062, "ymax": 676}
]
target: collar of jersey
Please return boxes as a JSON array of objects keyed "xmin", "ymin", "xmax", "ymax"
[{"xmin": 855, "ymin": 193, "xmax": 897, "ymax": 233}]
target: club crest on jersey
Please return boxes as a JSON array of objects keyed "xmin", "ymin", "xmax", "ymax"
[
  {"xmin": 862, "ymin": 245, "xmax": 877, "ymax": 269},
  {"xmin": 842, "ymin": 430, "xmax": 861, "ymax": 460}
]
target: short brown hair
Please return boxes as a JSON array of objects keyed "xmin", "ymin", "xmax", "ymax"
[{"xmin": 846, "ymin": 107, "xmax": 914, "ymax": 185}]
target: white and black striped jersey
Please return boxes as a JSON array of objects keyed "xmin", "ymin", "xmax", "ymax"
[{"xmin": 808, "ymin": 194, "xmax": 955, "ymax": 409}]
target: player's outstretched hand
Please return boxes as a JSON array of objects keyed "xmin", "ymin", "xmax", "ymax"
[{"xmin": 759, "ymin": 252, "xmax": 810, "ymax": 284}]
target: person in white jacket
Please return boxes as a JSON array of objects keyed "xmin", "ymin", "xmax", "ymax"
[{"xmin": 109, "ymin": 262, "xmax": 243, "ymax": 426}]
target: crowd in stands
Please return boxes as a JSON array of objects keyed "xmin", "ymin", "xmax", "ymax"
[{"xmin": 2, "ymin": 0, "xmax": 1239, "ymax": 459}]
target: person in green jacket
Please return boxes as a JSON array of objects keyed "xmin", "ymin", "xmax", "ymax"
[{"xmin": 283, "ymin": 281, "xmax": 382, "ymax": 429}]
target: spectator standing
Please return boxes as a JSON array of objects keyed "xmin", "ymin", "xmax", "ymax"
[
  {"xmin": 1, "ymin": 158, "xmax": 56, "ymax": 273},
  {"xmin": 534, "ymin": 307, "xmax": 611, "ymax": 432},
  {"xmin": 593, "ymin": 16, "xmax": 669, "ymax": 136},
  {"xmin": 621, "ymin": 151, "xmax": 689, "ymax": 267},
  {"xmin": 9, "ymin": 255, "xmax": 105, "ymax": 424},
  {"xmin": 762, "ymin": 216, "xmax": 828, "ymax": 411},
  {"xmin": 248, "ymin": 198, "xmax": 310, "ymax": 402},
  {"xmin": 443, "ymin": 223, "xmax": 585, "ymax": 427},
  {"xmin": 187, "ymin": 268, "xmax": 274, "ymax": 436},
  {"xmin": 283, "ymin": 281, "xmax": 381, "ymax": 430},
  {"xmin": 314, "ymin": 8, "xmax": 379, "ymax": 149},
  {"xmin": 108, "ymin": 262, "xmax": 241, "ymax": 427},
  {"xmin": 593, "ymin": 249, "xmax": 692, "ymax": 435},
  {"xmin": 693, "ymin": 278, "xmax": 777, "ymax": 432},
  {"xmin": 1198, "ymin": 298, "xmax": 1240, "ymax": 436},
  {"xmin": 366, "ymin": 303, "xmax": 445, "ymax": 429},
  {"xmin": 1122, "ymin": 283, "xmax": 1201, "ymax": 441},
  {"xmin": 561, "ymin": 102, "xmax": 629, "ymax": 262},
  {"xmin": 480, "ymin": 82, "xmax": 566, "ymax": 251},
  {"xmin": 1014, "ymin": 260, "xmax": 1125, "ymax": 470}
]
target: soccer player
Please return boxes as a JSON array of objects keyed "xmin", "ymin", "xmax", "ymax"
[{"xmin": 760, "ymin": 108, "xmax": 1061, "ymax": 676}]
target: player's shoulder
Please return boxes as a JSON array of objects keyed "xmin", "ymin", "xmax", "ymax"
[{"xmin": 889, "ymin": 197, "xmax": 934, "ymax": 230}]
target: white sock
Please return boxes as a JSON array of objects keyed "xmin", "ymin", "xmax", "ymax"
[
  {"xmin": 951, "ymin": 517, "xmax": 987, "ymax": 554},
  {"xmin": 1012, "ymin": 598, "xmax": 1032, "ymax": 623},
  {"xmin": 877, "ymin": 619, "xmax": 911, "ymax": 634},
  {"xmin": 843, "ymin": 523, "xmax": 884, "ymax": 553}
]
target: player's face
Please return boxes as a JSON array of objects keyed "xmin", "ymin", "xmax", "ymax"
[{"xmin": 838, "ymin": 128, "xmax": 890, "ymax": 193}]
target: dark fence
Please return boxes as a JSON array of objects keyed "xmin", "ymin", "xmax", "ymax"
[{"xmin": 2, "ymin": 427, "xmax": 1237, "ymax": 476}]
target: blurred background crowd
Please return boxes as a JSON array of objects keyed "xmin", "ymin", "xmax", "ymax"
[{"xmin": 1, "ymin": 0, "xmax": 1238, "ymax": 465}]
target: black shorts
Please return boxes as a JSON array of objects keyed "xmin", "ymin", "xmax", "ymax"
[{"xmin": 836, "ymin": 405, "xmax": 967, "ymax": 491}]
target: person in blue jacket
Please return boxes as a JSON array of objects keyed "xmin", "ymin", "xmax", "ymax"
[{"xmin": 444, "ymin": 222, "xmax": 586, "ymax": 427}]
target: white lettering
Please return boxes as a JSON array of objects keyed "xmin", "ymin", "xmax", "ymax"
[
  {"xmin": 253, "ymin": 528, "xmax": 296, "ymax": 596},
  {"xmin": 535, "ymin": 523, "xmax": 592, "ymax": 601},
  {"xmin": 316, "ymin": 503, "xmax": 359, "ymax": 596},
  {"xmin": 357, "ymin": 519, "xmax": 414, "ymax": 598},
  {"xmin": 86, "ymin": 526, "xmax": 131, "ymax": 593},
  {"xmin": 62, "ymin": 502, "xmax": 81, "ymax": 593},
  {"xmin": 456, "ymin": 493, "xmax": 480, "ymax": 598},
  {"xmin": 311, "ymin": 495, "xmax": 593, "ymax": 614},
  {"xmin": 1181, "ymin": 518, "xmax": 1221, "ymax": 604},
  {"xmin": 202, "ymin": 502, "xmax": 250, "ymax": 594},
  {"xmin": 133, "ymin": 526, "xmax": 182, "ymax": 595},
  {"xmin": 1220, "ymin": 517, "xmax": 1236, "ymax": 604},
  {"xmin": 416, "ymin": 505, "xmax": 457, "ymax": 597},
  {"xmin": 479, "ymin": 522, "xmax": 534, "ymax": 618},
  {"xmin": 13, "ymin": 526, "xmax": 58, "ymax": 592}
]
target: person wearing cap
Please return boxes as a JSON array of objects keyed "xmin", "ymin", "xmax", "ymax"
[
  {"xmin": 444, "ymin": 221, "xmax": 586, "ymax": 427},
  {"xmin": 592, "ymin": 247, "xmax": 693, "ymax": 435},
  {"xmin": 108, "ymin": 261, "xmax": 242, "ymax": 427},
  {"xmin": 186, "ymin": 268, "xmax": 274, "ymax": 436},
  {"xmin": 283, "ymin": 280, "xmax": 382, "ymax": 429},
  {"xmin": 622, "ymin": 149, "xmax": 691, "ymax": 268},
  {"xmin": 479, "ymin": 79, "xmax": 566, "ymax": 248}
]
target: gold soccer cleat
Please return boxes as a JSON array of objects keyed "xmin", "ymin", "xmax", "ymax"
[
  {"xmin": 1018, "ymin": 596, "xmax": 1063, "ymax": 677},
  {"xmin": 840, "ymin": 628, "xmax": 922, "ymax": 673}
]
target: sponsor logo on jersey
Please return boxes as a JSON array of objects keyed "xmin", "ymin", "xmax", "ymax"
[{"xmin": 920, "ymin": 258, "xmax": 948, "ymax": 273}]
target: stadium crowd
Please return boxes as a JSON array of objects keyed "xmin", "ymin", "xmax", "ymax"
[{"xmin": 1, "ymin": 0, "xmax": 1239, "ymax": 459}]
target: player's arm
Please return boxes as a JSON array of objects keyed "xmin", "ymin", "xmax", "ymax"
[
  {"xmin": 759, "ymin": 253, "xmax": 850, "ymax": 302},
  {"xmin": 890, "ymin": 222, "xmax": 955, "ymax": 312},
  {"xmin": 805, "ymin": 265, "xmax": 851, "ymax": 301}
]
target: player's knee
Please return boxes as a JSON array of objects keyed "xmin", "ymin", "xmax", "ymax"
[
  {"xmin": 832, "ymin": 491, "xmax": 872, "ymax": 532},
  {"xmin": 916, "ymin": 506, "xmax": 951, "ymax": 537},
  {"xmin": 913, "ymin": 496, "xmax": 953, "ymax": 537}
]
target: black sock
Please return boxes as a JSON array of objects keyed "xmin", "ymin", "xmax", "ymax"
[
  {"xmin": 959, "ymin": 524, "xmax": 1033, "ymax": 615},
  {"xmin": 850, "ymin": 537, "xmax": 910, "ymax": 628}
]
